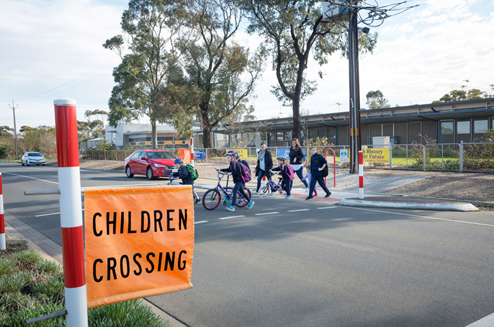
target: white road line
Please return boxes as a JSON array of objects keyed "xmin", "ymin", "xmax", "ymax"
[
  {"xmin": 348, "ymin": 206, "xmax": 494, "ymax": 228},
  {"xmin": 288, "ymin": 209, "xmax": 310, "ymax": 212},
  {"xmin": 466, "ymin": 312, "xmax": 494, "ymax": 326},
  {"xmin": 255, "ymin": 212, "xmax": 279, "ymax": 216},
  {"xmin": 194, "ymin": 221, "xmax": 208, "ymax": 224},
  {"xmin": 35, "ymin": 212, "xmax": 60, "ymax": 217},
  {"xmin": 35, "ymin": 209, "xmax": 84, "ymax": 217},
  {"xmin": 219, "ymin": 215, "xmax": 246, "ymax": 220},
  {"xmin": 317, "ymin": 206, "xmax": 336, "ymax": 210},
  {"xmin": 3, "ymin": 172, "xmax": 58, "ymax": 184}
]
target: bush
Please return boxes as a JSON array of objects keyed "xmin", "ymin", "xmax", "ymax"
[{"xmin": 0, "ymin": 247, "xmax": 167, "ymax": 327}]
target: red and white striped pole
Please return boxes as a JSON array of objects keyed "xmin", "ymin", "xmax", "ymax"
[
  {"xmin": 190, "ymin": 137, "xmax": 195, "ymax": 167},
  {"xmin": 358, "ymin": 151, "xmax": 364, "ymax": 199},
  {"xmin": 54, "ymin": 99, "xmax": 88, "ymax": 326},
  {"xmin": 0, "ymin": 172, "xmax": 5, "ymax": 250}
]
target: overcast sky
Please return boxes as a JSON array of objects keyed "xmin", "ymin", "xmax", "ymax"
[{"xmin": 1, "ymin": 0, "xmax": 494, "ymax": 131}]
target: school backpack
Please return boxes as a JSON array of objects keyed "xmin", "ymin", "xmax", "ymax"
[
  {"xmin": 235, "ymin": 160, "xmax": 252, "ymax": 183},
  {"xmin": 185, "ymin": 164, "xmax": 199, "ymax": 180},
  {"xmin": 283, "ymin": 164, "xmax": 295, "ymax": 180},
  {"xmin": 321, "ymin": 164, "xmax": 329, "ymax": 178}
]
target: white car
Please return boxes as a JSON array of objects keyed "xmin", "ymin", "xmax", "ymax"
[{"xmin": 22, "ymin": 152, "xmax": 46, "ymax": 166}]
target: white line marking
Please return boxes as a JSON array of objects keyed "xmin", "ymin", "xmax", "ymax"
[
  {"xmin": 347, "ymin": 206, "xmax": 494, "ymax": 228},
  {"xmin": 317, "ymin": 206, "xmax": 336, "ymax": 210},
  {"xmin": 3, "ymin": 172, "xmax": 58, "ymax": 184},
  {"xmin": 36, "ymin": 209, "xmax": 84, "ymax": 217},
  {"xmin": 466, "ymin": 312, "xmax": 494, "ymax": 326},
  {"xmin": 194, "ymin": 221, "xmax": 208, "ymax": 224},
  {"xmin": 35, "ymin": 212, "xmax": 60, "ymax": 217},
  {"xmin": 255, "ymin": 212, "xmax": 279, "ymax": 216},
  {"xmin": 288, "ymin": 209, "xmax": 310, "ymax": 212},
  {"xmin": 219, "ymin": 215, "xmax": 246, "ymax": 220}
]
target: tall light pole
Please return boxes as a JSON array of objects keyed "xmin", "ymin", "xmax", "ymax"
[
  {"xmin": 322, "ymin": 0, "xmax": 417, "ymax": 173},
  {"xmin": 9, "ymin": 100, "xmax": 18, "ymax": 159}
]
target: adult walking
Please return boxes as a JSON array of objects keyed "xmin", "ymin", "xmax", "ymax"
[
  {"xmin": 289, "ymin": 138, "xmax": 308, "ymax": 189},
  {"xmin": 255, "ymin": 141, "xmax": 273, "ymax": 193},
  {"xmin": 306, "ymin": 147, "xmax": 331, "ymax": 200}
]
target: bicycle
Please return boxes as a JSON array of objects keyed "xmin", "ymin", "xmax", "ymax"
[
  {"xmin": 202, "ymin": 171, "xmax": 252, "ymax": 210},
  {"xmin": 258, "ymin": 172, "xmax": 287, "ymax": 199}
]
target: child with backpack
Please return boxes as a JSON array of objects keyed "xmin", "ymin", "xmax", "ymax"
[
  {"xmin": 271, "ymin": 156, "xmax": 294, "ymax": 199},
  {"xmin": 172, "ymin": 158, "xmax": 200, "ymax": 204},
  {"xmin": 216, "ymin": 150, "xmax": 255, "ymax": 212}
]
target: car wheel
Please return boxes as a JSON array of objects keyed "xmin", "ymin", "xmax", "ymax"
[
  {"xmin": 22, "ymin": 161, "xmax": 25, "ymax": 166},
  {"xmin": 146, "ymin": 167, "xmax": 154, "ymax": 180},
  {"xmin": 126, "ymin": 166, "xmax": 134, "ymax": 178}
]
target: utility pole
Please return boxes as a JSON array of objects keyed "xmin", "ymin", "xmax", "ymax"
[
  {"xmin": 9, "ymin": 100, "xmax": 18, "ymax": 159},
  {"xmin": 348, "ymin": 0, "xmax": 361, "ymax": 174}
]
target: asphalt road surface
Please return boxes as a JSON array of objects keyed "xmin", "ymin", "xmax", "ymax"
[{"xmin": 2, "ymin": 163, "xmax": 494, "ymax": 327}]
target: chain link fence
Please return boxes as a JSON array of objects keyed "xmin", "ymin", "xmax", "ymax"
[{"xmin": 78, "ymin": 142, "xmax": 494, "ymax": 173}]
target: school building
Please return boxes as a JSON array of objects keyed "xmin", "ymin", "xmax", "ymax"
[{"xmin": 220, "ymin": 98, "xmax": 494, "ymax": 148}]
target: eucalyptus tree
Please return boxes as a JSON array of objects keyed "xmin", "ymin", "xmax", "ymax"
[
  {"xmin": 156, "ymin": 0, "xmax": 264, "ymax": 148},
  {"xmin": 242, "ymin": 0, "xmax": 377, "ymax": 139},
  {"xmin": 103, "ymin": 0, "xmax": 183, "ymax": 148},
  {"xmin": 366, "ymin": 90, "xmax": 389, "ymax": 109}
]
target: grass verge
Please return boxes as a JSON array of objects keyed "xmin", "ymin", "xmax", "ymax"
[{"xmin": 0, "ymin": 243, "xmax": 168, "ymax": 327}]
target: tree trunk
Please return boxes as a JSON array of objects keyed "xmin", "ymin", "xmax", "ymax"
[
  {"xmin": 151, "ymin": 119, "xmax": 157, "ymax": 149},
  {"xmin": 291, "ymin": 60, "xmax": 305, "ymax": 140},
  {"xmin": 201, "ymin": 106, "xmax": 212, "ymax": 148}
]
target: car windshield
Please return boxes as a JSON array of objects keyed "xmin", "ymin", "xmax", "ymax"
[
  {"xmin": 147, "ymin": 152, "xmax": 174, "ymax": 160},
  {"xmin": 28, "ymin": 153, "xmax": 43, "ymax": 157}
]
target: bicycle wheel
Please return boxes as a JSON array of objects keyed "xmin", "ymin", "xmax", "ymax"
[
  {"xmin": 236, "ymin": 188, "xmax": 252, "ymax": 207},
  {"xmin": 258, "ymin": 185, "xmax": 271, "ymax": 199},
  {"xmin": 202, "ymin": 189, "xmax": 221, "ymax": 210}
]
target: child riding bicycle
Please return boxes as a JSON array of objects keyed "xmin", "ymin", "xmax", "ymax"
[
  {"xmin": 172, "ymin": 158, "xmax": 200, "ymax": 204},
  {"xmin": 216, "ymin": 151, "xmax": 255, "ymax": 212},
  {"xmin": 271, "ymin": 156, "xmax": 293, "ymax": 199}
]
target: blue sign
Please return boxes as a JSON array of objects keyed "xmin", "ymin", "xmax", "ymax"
[
  {"xmin": 340, "ymin": 149, "xmax": 348, "ymax": 163},
  {"xmin": 276, "ymin": 148, "xmax": 306, "ymax": 162},
  {"xmin": 194, "ymin": 150, "xmax": 206, "ymax": 160}
]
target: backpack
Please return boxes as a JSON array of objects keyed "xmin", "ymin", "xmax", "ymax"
[
  {"xmin": 283, "ymin": 164, "xmax": 295, "ymax": 180},
  {"xmin": 185, "ymin": 164, "xmax": 199, "ymax": 180},
  {"xmin": 235, "ymin": 160, "xmax": 252, "ymax": 183},
  {"xmin": 321, "ymin": 165, "xmax": 329, "ymax": 178}
]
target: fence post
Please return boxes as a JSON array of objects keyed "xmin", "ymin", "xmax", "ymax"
[
  {"xmin": 423, "ymin": 145, "xmax": 426, "ymax": 171},
  {"xmin": 389, "ymin": 142, "xmax": 392, "ymax": 170},
  {"xmin": 406, "ymin": 145, "xmax": 408, "ymax": 168},
  {"xmin": 54, "ymin": 99, "xmax": 88, "ymax": 327},
  {"xmin": 0, "ymin": 172, "xmax": 5, "ymax": 250},
  {"xmin": 460, "ymin": 141, "xmax": 464, "ymax": 173}
]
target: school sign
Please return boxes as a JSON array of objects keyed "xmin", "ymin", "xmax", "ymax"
[{"xmin": 362, "ymin": 148, "xmax": 390, "ymax": 163}]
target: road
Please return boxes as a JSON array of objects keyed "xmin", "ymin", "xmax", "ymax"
[{"xmin": 2, "ymin": 163, "xmax": 494, "ymax": 327}]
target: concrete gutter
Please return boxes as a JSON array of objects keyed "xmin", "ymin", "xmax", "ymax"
[{"xmin": 338, "ymin": 197, "xmax": 478, "ymax": 212}]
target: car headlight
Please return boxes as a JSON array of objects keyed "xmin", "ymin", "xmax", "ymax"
[{"xmin": 153, "ymin": 164, "xmax": 167, "ymax": 168}]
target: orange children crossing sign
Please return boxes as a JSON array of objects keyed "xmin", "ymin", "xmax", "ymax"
[{"xmin": 84, "ymin": 186, "xmax": 194, "ymax": 308}]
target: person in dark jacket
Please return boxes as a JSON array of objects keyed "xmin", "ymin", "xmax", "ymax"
[
  {"xmin": 289, "ymin": 138, "xmax": 308, "ymax": 189},
  {"xmin": 306, "ymin": 147, "xmax": 331, "ymax": 200},
  {"xmin": 255, "ymin": 142, "xmax": 273, "ymax": 193},
  {"xmin": 172, "ymin": 158, "xmax": 200, "ymax": 203},
  {"xmin": 217, "ymin": 151, "xmax": 255, "ymax": 212},
  {"xmin": 271, "ymin": 156, "xmax": 292, "ymax": 199}
]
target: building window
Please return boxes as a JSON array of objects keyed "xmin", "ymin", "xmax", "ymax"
[
  {"xmin": 308, "ymin": 128, "xmax": 317, "ymax": 140},
  {"xmin": 474, "ymin": 120, "xmax": 488, "ymax": 134},
  {"xmin": 457, "ymin": 121, "xmax": 470, "ymax": 134},
  {"xmin": 440, "ymin": 122, "xmax": 453, "ymax": 135}
]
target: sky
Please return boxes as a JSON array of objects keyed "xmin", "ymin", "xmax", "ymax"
[{"xmin": 1, "ymin": 0, "xmax": 494, "ymax": 131}]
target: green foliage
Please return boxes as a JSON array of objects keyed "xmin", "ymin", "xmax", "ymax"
[
  {"xmin": 242, "ymin": 0, "xmax": 377, "ymax": 138},
  {"xmin": 153, "ymin": 0, "xmax": 264, "ymax": 148},
  {"xmin": 19, "ymin": 125, "xmax": 56, "ymax": 154},
  {"xmin": 366, "ymin": 90, "xmax": 390, "ymax": 109},
  {"xmin": 434, "ymin": 82, "xmax": 494, "ymax": 103},
  {"xmin": 104, "ymin": 0, "xmax": 183, "ymax": 148},
  {"xmin": 1, "ymin": 247, "xmax": 166, "ymax": 327},
  {"xmin": 463, "ymin": 129, "xmax": 494, "ymax": 171}
]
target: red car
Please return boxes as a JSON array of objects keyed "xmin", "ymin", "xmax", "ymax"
[{"xmin": 124, "ymin": 150, "xmax": 177, "ymax": 180}]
